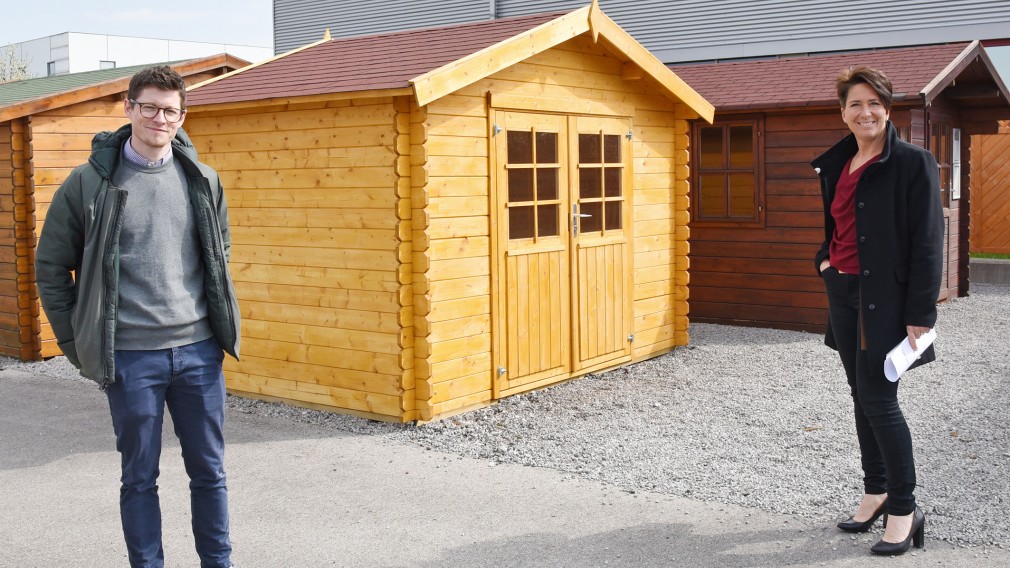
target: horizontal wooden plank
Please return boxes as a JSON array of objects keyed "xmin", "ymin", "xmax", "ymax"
[
  {"xmin": 202, "ymin": 146, "xmax": 398, "ymax": 171},
  {"xmin": 242, "ymin": 318, "xmax": 400, "ymax": 354},
  {"xmin": 220, "ymin": 170, "xmax": 396, "ymax": 193},
  {"xmin": 241, "ymin": 300, "xmax": 400, "ymax": 332},
  {"xmin": 239, "ymin": 337, "xmax": 403, "ymax": 375},
  {"xmin": 690, "ymin": 271, "xmax": 824, "ymax": 294},
  {"xmin": 231, "ymin": 263, "xmax": 398, "ymax": 292},
  {"xmin": 691, "ymin": 257, "xmax": 813, "ymax": 277},
  {"xmin": 227, "ymin": 371, "xmax": 403, "ymax": 418},
  {"xmin": 692, "ymin": 226, "xmax": 821, "ymax": 244},
  {"xmin": 421, "ymin": 371, "xmax": 491, "ymax": 405},
  {"xmin": 229, "ymin": 354, "xmax": 402, "ymax": 394},
  {"xmin": 29, "ymin": 115, "xmax": 131, "ymax": 135},
  {"xmin": 691, "ymin": 240, "xmax": 815, "ymax": 261},
  {"xmin": 196, "ymin": 126, "xmax": 394, "ymax": 153},
  {"xmin": 230, "ymin": 245, "xmax": 398, "ymax": 270},
  {"xmin": 233, "ymin": 281, "xmax": 398, "ymax": 311},
  {"xmin": 690, "ymin": 301, "xmax": 825, "ymax": 331},
  {"xmin": 185, "ymin": 104, "xmax": 396, "ymax": 136},
  {"xmin": 230, "ymin": 226, "xmax": 396, "ymax": 250},
  {"xmin": 422, "ymin": 275, "xmax": 491, "ymax": 301},
  {"xmin": 228, "ymin": 208, "xmax": 397, "ymax": 230}
]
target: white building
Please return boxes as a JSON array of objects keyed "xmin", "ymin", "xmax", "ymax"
[{"xmin": 5, "ymin": 32, "xmax": 272, "ymax": 78}]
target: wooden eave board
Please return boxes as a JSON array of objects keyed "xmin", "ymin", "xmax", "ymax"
[
  {"xmin": 672, "ymin": 43, "xmax": 971, "ymax": 112},
  {"xmin": 187, "ymin": 11, "xmax": 567, "ymax": 107},
  {"xmin": 410, "ymin": 4, "xmax": 714, "ymax": 121},
  {"xmin": 0, "ymin": 54, "xmax": 247, "ymax": 123}
]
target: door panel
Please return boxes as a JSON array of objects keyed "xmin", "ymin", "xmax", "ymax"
[
  {"xmin": 494, "ymin": 111, "xmax": 571, "ymax": 393},
  {"xmin": 570, "ymin": 115, "xmax": 633, "ymax": 371}
]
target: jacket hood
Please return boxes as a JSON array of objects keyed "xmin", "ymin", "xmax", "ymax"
[
  {"xmin": 88, "ymin": 123, "xmax": 200, "ymax": 178},
  {"xmin": 811, "ymin": 120, "xmax": 898, "ymax": 176}
]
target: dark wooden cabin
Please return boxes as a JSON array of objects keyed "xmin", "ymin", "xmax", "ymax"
[{"xmin": 673, "ymin": 42, "xmax": 1010, "ymax": 332}]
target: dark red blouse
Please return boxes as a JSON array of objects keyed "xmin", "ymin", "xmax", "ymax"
[{"xmin": 829, "ymin": 155, "xmax": 879, "ymax": 274}]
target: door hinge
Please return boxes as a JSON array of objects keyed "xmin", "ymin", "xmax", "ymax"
[
  {"xmin": 627, "ymin": 334, "xmax": 635, "ymax": 343},
  {"xmin": 492, "ymin": 123, "xmax": 503, "ymax": 136},
  {"xmin": 626, "ymin": 130, "xmax": 633, "ymax": 140},
  {"xmin": 497, "ymin": 366, "xmax": 507, "ymax": 377}
]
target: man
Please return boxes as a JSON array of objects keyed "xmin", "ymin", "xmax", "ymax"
[{"xmin": 35, "ymin": 65, "xmax": 240, "ymax": 568}]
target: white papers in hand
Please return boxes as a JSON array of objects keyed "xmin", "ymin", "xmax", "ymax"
[{"xmin": 884, "ymin": 328, "xmax": 937, "ymax": 382}]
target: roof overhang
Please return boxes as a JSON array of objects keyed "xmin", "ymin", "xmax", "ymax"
[
  {"xmin": 409, "ymin": 1, "xmax": 715, "ymax": 122},
  {"xmin": 0, "ymin": 54, "xmax": 250, "ymax": 123},
  {"xmin": 921, "ymin": 40, "xmax": 1010, "ymax": 108}
]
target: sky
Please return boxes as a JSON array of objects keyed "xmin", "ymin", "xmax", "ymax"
[{"xmin": 2, "ymin": 0, "xmax": 274, "ymax": 47}]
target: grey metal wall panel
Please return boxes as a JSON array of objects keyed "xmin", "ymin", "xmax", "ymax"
[
  {"xmin": 275, "ymin": 0, "xmax": 1010, "ymax": 61},
  {"xmin": 274, "ymin": 0, "xmax": 490, "ymax": 53}
]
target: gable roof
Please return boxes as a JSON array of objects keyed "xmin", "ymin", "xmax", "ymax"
[
  {"xmin": 672, "ymin": 42, "xmax": 1010, "ymax": 112},
  {"xmin": 0, "ymin": 54, "xmax": 249, "ymax": 123},
  {"xmin": 188, "ymin": 3, "xmax": 714, "ymax": 122}
]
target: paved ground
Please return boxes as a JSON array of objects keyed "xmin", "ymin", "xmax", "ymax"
[{"xmin": 2, "ymin": 368, "xmax": 1008, "ymax": 567}]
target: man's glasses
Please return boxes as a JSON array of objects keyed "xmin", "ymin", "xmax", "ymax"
[{"xmin": 129, "ymin": 99, "xmax": 186, "ymax": 123}]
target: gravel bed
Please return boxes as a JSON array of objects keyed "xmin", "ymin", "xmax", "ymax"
[{"xmin": 8, "ymin": 283, "xmax": 1009, "ymax": 548}]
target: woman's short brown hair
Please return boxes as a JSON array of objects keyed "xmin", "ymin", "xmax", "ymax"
[{"xmin": 836, "ymin": 65, "xmax": 893, "ymax": 111}]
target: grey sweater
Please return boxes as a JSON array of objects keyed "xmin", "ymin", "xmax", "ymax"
[{"xmin": 112, "ymin": 153, "xmax": 213, "ymax": 350}]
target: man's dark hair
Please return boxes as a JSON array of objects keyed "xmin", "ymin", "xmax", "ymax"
[
  {"xmin": 127, "ymin": 65, "xmax": 187, "ymax": 108},
  {"xmin": 836, "ymin": 65, "xmax": 893, "ymax": 111}
]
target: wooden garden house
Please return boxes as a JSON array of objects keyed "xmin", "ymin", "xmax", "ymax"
[
  {"xmin": 0, "ymin": 54, "xmax": 249, "ymax": 360},
  {"xmin": 183, "ymin": 3, "xmax": 714, "ymax": 422},
  {"xmin": 672, "ymin": 42, "xmax": 1010, "ymax": 332}
]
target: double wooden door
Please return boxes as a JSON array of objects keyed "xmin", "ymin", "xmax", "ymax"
[{"xmin": 492, "ymin": 110, "xmax": 633, "ymax": 395}]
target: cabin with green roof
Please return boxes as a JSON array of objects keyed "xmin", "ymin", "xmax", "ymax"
[{"xmin": 0, "ymin": 54, "xmax": 248, "ymax": 360}]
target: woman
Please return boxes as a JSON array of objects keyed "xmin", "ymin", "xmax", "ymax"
[{"xmin": 811, "ymin": 66, "xmax": 944, "ymax": 556}]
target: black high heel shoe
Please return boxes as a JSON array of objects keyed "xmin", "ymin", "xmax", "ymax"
[
  {"xmin": 837, "ymin": 498, "xmax": 888, "ymax": 533},
  {"xmin": 870, "ymin": 507, "xmax": 925, "ymax": 556}
]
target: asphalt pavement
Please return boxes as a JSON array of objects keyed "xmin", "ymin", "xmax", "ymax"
[{"xmin": 2, "ymin": 368, "xmax": 1006, "ymax": 567}]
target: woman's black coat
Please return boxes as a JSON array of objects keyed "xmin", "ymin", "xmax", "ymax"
[{"xmin": 811, "ymin": 121, "xmax": 944, "ymax": 379}]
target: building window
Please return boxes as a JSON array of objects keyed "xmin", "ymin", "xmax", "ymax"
[
  {"xmin": 99, "ymin": 60, "xmax": 116, "ymax": 70},
  {"xmin": 47, "ymin": 61, "xmax": 56, "ymax": 76},
  {"xmin": 692, "ymin": 117, "xmax": 763, "ymax": 224},
  {"xmin": 930, "ymin": 121, "xmax": 952, "ymax": 207}
]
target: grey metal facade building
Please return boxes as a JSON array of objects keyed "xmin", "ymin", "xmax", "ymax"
[{"xmin": 273, "ymin": 0, "xmax": 1010, "ymax": 62}]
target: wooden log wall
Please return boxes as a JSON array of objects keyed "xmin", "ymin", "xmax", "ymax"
[
  {"xmin": 0, "ymin": 119, "xmax": 36, "ymax": 358},
  {"xmin": 970, "ymin": 121, "xmax": 1010, "ymax": 254},
  {"xmin": 185, "ymin": 99, "xmax": 410, "ymax": 421},
  {"xmin": 690, "ymin": 111, "xmax": 847, "ymax": 331},
  {"xmin": 689, "ymin": 107, "xmax": 963, "ymax": 331},
  {"xmin": 413, "ymin": 35, "xmax": 691, "ymax": 419}
]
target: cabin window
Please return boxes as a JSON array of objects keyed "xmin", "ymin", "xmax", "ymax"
[
  {"xmin": 577, "ymin": 132, "xmax": 624, "ymax": 234},
  {"xmin": 930, "ymin": 120, "xmax": 952, "ymax": 207},
  {"xmin": 692, "ymin": 117, "xmax": 763, "ymax": 224},
  {"xmin": 505, "ymin": 129, "xmax": 561, "ymax": 240}
]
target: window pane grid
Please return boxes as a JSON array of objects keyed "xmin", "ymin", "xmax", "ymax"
[
  {"xmin": 577, "ymin": 131, "xmax": 623, "ymax": 235},
  {"xmin": 695, "ymin": 121, "xmax": 759, "ymax": 222},
  {"xmin": 505, "ymin": 128, "xmax": 560, "ymax": 240}
]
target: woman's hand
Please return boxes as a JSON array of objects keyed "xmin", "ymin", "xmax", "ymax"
[
  {"xmin": 819, "ymin": 259, "xmax": 831, "ymax": 274},
  {"xmin": 906, "ymin": 325, "xmax": 931, "ymax": 350}
]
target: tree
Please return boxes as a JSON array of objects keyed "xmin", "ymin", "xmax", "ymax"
[{"xmin": 0, "ymin": 44, "xmax": 33, "ymax": 83}]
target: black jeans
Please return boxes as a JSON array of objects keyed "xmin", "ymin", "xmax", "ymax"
[{"xmin": 822, "ymin": 267, "xmax": 917, "ymax": 516}]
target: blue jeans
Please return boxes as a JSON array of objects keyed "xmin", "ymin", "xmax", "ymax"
[
  {"xmin": 822, "ymin": 268, "xmax": 917, "ymax": 516},
  {"xmin": 106, "ymin": 337, "xmax": 232, "ymax": 568}
]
